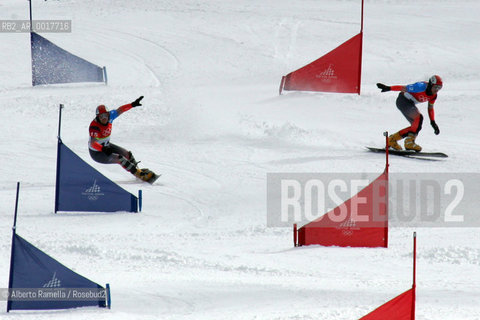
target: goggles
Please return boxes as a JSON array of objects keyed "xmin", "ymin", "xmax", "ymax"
[{"xmin": 98, "ymin": 113, "xmax": 109, "ymax": 121}]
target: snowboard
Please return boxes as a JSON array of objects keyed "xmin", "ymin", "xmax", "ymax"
[
  {"xmin": 366, "ymin": 147, "xmax": 448, "ymax": 159},
  {"xmin": 147, "ymin": 172, "xmax": 161, "ymax": 184},
  {"xmin": 137, "ymin": 168, "xmax": 161, "ymax": 184}
]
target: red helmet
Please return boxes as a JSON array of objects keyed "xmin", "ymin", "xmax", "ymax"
[
  {"xmin": 96, "ymin": 105, "xmax": 108, "ymax": 115},
  {"xmin": 429, "ymin": 75, "xmax": 443, "ymax": 88}
]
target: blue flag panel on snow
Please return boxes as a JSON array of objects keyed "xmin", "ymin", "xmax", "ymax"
[
  {"xmin": 7, "ymin": 233, "xmax": 106, "ymax": 311},
  {"xmin": 31, "ymin": 32, "xmax": 105, "ymax": 86},
  {"xmin": 55, "ymin": 141, "xmax": 138, "ymax": 212}
]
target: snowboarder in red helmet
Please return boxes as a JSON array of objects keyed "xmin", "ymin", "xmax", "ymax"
[
  {"xmin": 376, "ymin": 75, "xmax": 443, "ymax": 152},
  {"xmin": 88, "ymin": 96, "xmax": 159, "ymax": 184}
]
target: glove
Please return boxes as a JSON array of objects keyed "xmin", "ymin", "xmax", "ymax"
[
  {"xmin": 376, "ymin": 83, "xmax": 391, "ymax": 92},
  {"xmin": 431, "ymin": 121, "xmax": 440, "ymax": 135},
  {"xmin": 131, "ymin": 96, "xmax": 144, "ymax": 107},
  {"xmin": 102, "ymin": 145, "xmax": 113, "ymax": 156}
]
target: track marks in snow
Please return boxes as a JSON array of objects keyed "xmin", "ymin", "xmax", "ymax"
[
  {"xmin": 63, "ymin": 240, "xmax": 298, "ymax": 277},
  {"xmin": 419, "ymin": 246, "xmax": 480, "ymax": 265},
  {"xmin": 78, "ymin": 23, "xmax": 180, "ymax": 87}
]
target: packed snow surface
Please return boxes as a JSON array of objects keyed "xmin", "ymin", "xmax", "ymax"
[{"xmin": 0, "ymin": 0, "xmax": 479, "ymax": 319}]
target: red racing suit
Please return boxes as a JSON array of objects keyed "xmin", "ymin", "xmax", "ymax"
[{"xmin": 89, "ymin": 104, "xmax": 133, "ymax": 152}]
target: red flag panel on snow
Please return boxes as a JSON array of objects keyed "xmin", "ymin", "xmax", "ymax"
[
  {"xmin": 359, "ymin": 287, "xmax": 415, "ymax": 320},
  {"xmin": 281, "ymin": 32, "xmax": 363, "ymax": 94},
  {"xmin": 297, "ymin": 171, "xmax": 387, "ymax": 248}
]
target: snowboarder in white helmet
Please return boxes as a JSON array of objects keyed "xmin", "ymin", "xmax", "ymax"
[
  {"xmin": 376, "ymin": 75, "xmax": 443, "ymax": 152},
  {"xmin": 88, "ymin": 96, "xmax": 159, "ymax": 184}
]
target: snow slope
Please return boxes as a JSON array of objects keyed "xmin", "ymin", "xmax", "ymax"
[{"xmin": 0, "ymin": 0, "xmax": 479, "ymax": 319}]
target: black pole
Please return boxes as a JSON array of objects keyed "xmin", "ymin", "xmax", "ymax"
[
  {"xmin": 12, "ymin": 182, "xmax": 20, "ymax": 231},
  {"xmin": 57, "ymin": 104, "xmax": 64, "ymax": 140},
  {"xmin": 54, "ymin": 104, "xmax": 64, "ymax": 213},
  {"xmin": 29, "ymin": 0, "xmax": 34, "ymax": 86},
  {"xmin": 360, "ymin": 0, "xmax": 364, "ymax": 33},
  {"xmin": 29, "ymin": 0, "xmax": 33, "ymax": 32},
  {"xmin": 7, "ymin": 182, "xmax": 20, "ymax": 312}
]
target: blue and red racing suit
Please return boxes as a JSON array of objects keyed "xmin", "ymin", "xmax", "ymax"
[
  {"xmin": 89, "ymin": 104, "xmax": 133, "ymax": 152},
  {"xmin": 390, "ymin": 81, "xmax": 437, "ymax": 136},
  {"xmin": 88, "ymin": 103, "xmax": 135, "ymax": 169}
]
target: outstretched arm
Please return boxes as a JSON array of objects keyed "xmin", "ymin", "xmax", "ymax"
[
  {"xmin": 376, "ymin": 83, "xmax": 406, "ymax": 92},
  {"xmin": 116, "ymin": 96, "xmax": 144, "ymax": 115}
]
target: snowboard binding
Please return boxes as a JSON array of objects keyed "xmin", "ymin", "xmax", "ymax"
[
  {"xmin": 134, "ymin": 168, "xmax": 160, "ymax": 184},
  {"xmin": 120, "ymin": 153, "xmax": 160, "ymax": 184}
]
